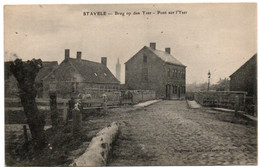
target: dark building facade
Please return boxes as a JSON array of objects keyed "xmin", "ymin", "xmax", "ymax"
[
  {"xmin": 42, "ymin": 49, "xmax": 120, "ymax": 98},
  {"xmin": 125, "ymin": 42, "xmax": 186, "ymax": 99},
  {"xmin": 230, "ymin": 54, "xmax": 257, "ymax": 113}
]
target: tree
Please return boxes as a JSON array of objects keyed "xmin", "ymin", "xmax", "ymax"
[
  {"xmin": 10, "ymin": 58, "xmax": 46, "ymax": 149},
  {"xmin": 211, "ymin": 78, "xmax": 230, "ymax": 91}
]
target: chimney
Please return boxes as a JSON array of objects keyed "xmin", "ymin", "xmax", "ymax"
[
  {"xmin": 165, "ymin": 48, "xmax": 171, "ymax": 54},
  {"xmin": 101, "ymin": 57, "xmax": 107, "ymax": 66},
  {"xmin": 150, "ymin": 42, "xmax": 156, "ymax": 50},
  {"xmin": 77, "ymin": 51, "xmax": 82, "ymax": 60},
  {"xmin": 65, "ymin": 49, "xmax": 70, "ymax": 59}
]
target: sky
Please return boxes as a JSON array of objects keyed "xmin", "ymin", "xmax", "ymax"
[{"xmin": 4, "ymin": 3, "xmax": 257, "ymax": 84}]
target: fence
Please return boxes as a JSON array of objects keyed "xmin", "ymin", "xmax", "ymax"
[
  {"xmin": 194, "ymin": 91, "xmax": 247, "ymax": 111},
  {"xmin": 5, "ymin": 89, "xmax": 156, "ymax": 124},
  {"xmin": 5, "ymin": 98, "xmax": 68, "ymax": 124}
]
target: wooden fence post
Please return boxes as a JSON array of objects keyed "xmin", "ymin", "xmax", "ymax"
[
  {"xmin": 63, "ymin": 101, "xmax": 67, "ymax": 123},
  {"xmin": 50, "ymin": 93, "xmax": 58, "ymax": 128}
]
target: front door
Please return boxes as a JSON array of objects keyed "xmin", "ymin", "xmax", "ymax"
[
  {"xmin": 178, "ymin": 86, "xmax": 181, "ymax": 98},
  {"xmin": 166, "ymin": 84, "xmax": 171, "ymax": 100}
]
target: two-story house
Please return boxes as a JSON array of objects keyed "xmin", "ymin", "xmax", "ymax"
[{"xmin": 125, "ymin": 42, "xmax": 186, "ymax": 99}]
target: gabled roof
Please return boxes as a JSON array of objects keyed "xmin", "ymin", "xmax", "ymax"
[
  {"xmin": 43, "ymin": 58, "xmax": 119, "ymax": 84},
  {"xmin": 146, "ymin": 46, "xmax": 186, "ymax": 67},
  {"xmin": 68, "ymin": 58, "xmax": 119, "ymax": 84},
  {"xmin": 35, "ymin": 61, "xmax": 58, "ymax": 82},
  {"xmin": 230, "ymin": 53, "xmax": 257, "ymax": 78},
  {"xmin": 125, "ymin": 46, "xmax": 186, "ymax": 67}
]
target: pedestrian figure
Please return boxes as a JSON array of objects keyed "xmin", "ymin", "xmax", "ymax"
[
  {"xmin": 85, "ymin": 93, "xmax": 92, "ymax": 107},
  {"xmin": 102, "ymin": 93, "xmax": 108, "ymax": 111},
  {"xmin": 72, "ymin": 101, "xmax": 82, "ymax": 137}
]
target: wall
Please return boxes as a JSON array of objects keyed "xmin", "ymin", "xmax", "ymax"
[
  {"xmin": 125, "ymin": 47, "xmax": 168, "ymax": 98},
  {"xmin": 43, "ymin": 59, "xmax": 120, "ymax": 98},
  {"xmin": 164, "ymin": 63, "xmax": 186, "ymax": 99},
  {"xmin": 230, "ymin": 55, "xmax": 257, "ymax": 97},
  {"xmin": 125, "ymin": 47, "xmax": 186, "ymax": 99},
  {"xmin": 131, "ymin": 90, "xmax": 156, "ymax": 103}
]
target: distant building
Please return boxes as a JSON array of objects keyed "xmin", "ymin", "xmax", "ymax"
[
  {"xmin": 125, "ymin": 42, "xmax": 186, "ymax": 99},
  {"xmin": 42, "ymin": 49, "xmax": 120, "ymax": 98},
  {"xmin": 116, "ymin": 57, "xmax": 121, "ymax": 83},
  {"xmin": 229, "ymin": 54, "xmax": 257, "ymax": 113},
  {"xmin": 5, "ymin": 61, "xmax": 58, "ymax": 98}
]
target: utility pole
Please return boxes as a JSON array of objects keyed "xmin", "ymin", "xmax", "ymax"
[{"xmin": 208, "ymin": 70, "xmax": 211, "ymax": 91}]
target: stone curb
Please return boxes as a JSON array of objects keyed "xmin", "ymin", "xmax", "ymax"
[
  {"xmin": 212, "ymin": 108, "xmax": 257, "ymax": 123},
  {"xmin": 134, "ymin": 99, "xmax": 162, "ymax": 108},
  {"xmin": 186, "ymin": 100, "xmax": 201, "ymax": 109},
  {"xmin": 71, "ymin": 122, "xmax": 119, "ymax": 166}
]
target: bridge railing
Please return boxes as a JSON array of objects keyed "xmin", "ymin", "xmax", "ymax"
[{"xmin": 194, "ymin": 91, "xmax": 247, "ymax": 111}]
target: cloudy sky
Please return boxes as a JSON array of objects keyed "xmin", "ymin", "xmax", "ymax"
[{"xmin": 4, "ymin": 3, "xmax": 257, "ymax": 84}]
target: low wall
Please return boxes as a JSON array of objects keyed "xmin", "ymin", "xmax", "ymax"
[
  {"xmin": 194, "ymin": 91, "xmax": 247, "ymax": 111},
  {"xmin": 185, "ymin": 92, "xmax": 195, "ymax": 100},
  {"xmin": 131, "ymin": 90, "xmax": 156, "ymax": 104}
]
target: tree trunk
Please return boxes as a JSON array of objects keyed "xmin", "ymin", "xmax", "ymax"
[
  {"xmin": 20, "ymin": 93, "xmax": 46, "ymax": 149},
  {"xmin": 9, "ymin": 58, "xmax": 46, "ymax": 149}
]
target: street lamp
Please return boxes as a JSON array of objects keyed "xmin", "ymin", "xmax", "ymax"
[{"xmin": 208, "ymin": 70, "xmax": 211, "ymax": 91}]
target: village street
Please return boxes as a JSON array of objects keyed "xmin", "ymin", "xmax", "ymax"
[{"xmin": 93, "ymin": 100, "xmax": 257, "ymax": 166}]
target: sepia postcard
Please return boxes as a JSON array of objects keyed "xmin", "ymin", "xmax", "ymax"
[{"xmin": 4, "ymin": 3, "xmax": 257, "ymax": 166}]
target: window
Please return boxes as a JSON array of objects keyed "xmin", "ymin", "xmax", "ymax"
[
  {"xmin": 143, "ymin": 55, "xmax": 147, "ymax": 63},
  {"xmin": 167, "ymin": 68, "xmax": 171, "ymax": 77},
  {"xmin": 100, "ymin": 86, "xmax": 104, "ymax": 92},
  {"xmin": 142, "ymin": 68, "xmax": 148, "ymax": 82},
  {"xmin": 174, "ymin": 85, "xmax": 177, "ymax": 94}
]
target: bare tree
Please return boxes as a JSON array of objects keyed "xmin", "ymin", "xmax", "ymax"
[{"xmin": 10, "ymin": 58, "xmax": 46, "ymax": 149}]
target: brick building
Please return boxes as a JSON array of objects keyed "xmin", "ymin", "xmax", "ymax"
[
  {"xmin": 125, "ymin": 42, "xmax": 186, "ymax": 99},
  {"xmin": 230, "ymin": 54, "xmax": 257, "ymax": 114},
  {"xmin": 42, "ymin": 49, "xmax": 120, "ymax": 98}
]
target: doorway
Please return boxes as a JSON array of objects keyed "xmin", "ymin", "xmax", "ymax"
[
  {"xmin": 177, "ymin": 86, "xmax": 181, "ymax": 98},
  {"xmin": 166, "ymin": 84, "xmax": 171, "ymax": 100}
]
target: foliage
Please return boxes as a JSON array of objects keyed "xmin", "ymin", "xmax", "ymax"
[{"xmin": 187, "ymin": 78, "xmax": 230, "ymax": 92}]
